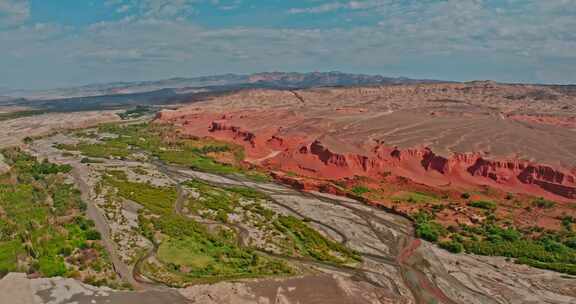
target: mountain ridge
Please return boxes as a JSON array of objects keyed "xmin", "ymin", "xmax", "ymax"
[{"xmin": 0, "ymin": 71, "xmax": 445, "ymax": 101}]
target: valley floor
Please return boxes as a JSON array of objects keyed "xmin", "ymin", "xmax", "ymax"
[{"xmin": 1, "ymin": 121, "xmax": 573, "ymax": 304}]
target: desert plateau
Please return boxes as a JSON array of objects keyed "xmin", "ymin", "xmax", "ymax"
[{"xmin": 2, "ymin": 1, "xmax": 576, "ymax": 303}]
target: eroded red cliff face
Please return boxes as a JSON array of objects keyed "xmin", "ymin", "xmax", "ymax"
[
  {"xmin": 209, "ymin": 121, "xmax": 257, "ymax": 148},
  {"xmin": 157, "ymin": 110, "xmax": 576, "ymax": 201}
]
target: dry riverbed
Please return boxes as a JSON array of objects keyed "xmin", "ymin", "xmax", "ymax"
[{"xmin": 3, "ymin": 129, "xmax": 576, "ymax": 304}]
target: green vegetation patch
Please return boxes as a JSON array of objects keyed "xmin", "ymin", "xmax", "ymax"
[
  {"xmin": 225, "ymin": 186, "xmax": 269, "ymax": 200},
  {"xmin": 532, "ymin": 197, "xmax": 556, "ymax": 209},
  {"xmin": 118, "ymin": 106, "xmax": 155, "ymax": 120},
  {"xmin": 158, "ymin": 238, "xmax": 214, "ymax": 269},
  {"xmin": 146, "ymin": 211, "xmax": 294, "ymax": 283},
  {"xmin": 0, "ymin": 148, "xmax": 118, "ymax": 285},
  {"xmin": 413, "ymin": 211, "xmax": 448, "ymax": 242},
  {"xmin": 273, "ymin": 215, "xmax": 361, "ymax": 264},
  {"xmin": 183, "ymin": 179, "xmax": 237, "ymax": 222},
  {"xmin": 393, "ymin": 191, "xmax": 439, "ymax": 204},
  {"xmin": 468, "ymin": 200, "xmax": 497, "ymax": 210},
  {"xmin": 56, "ymin": 141, "xmax": 132, "ymax": 159},
  {"xmin": 183, "ymin": 180, "xmax": 360, "ymax": 265},
  {"xmin": 0, "ymin": 241, "xmax": 24, "ymax": 274},
  {"xmin": 351, "ymin": 186, "xmax": 370, "ymax": 196},
  {"xmin": 156, "ymin": 232, "xmax": 291, "ymax": 279},
  {"xmin": 104, "ymin": 174, "xmax": 294, "ymax": 284},
  {"xmin": 104, "ymin": 171, "xmax": 177, "ymax": 215},
  {"xmin": 90, "ymin": 122, "xmax": 260, "ymax": 176},
  {"xmin": 416, "ymin": 205, "xmax": 576, "ymax": 277},
  {"xmin": 242, "ymin": 171, "xmax": 272, "ymax": 182},
  {"xmin": 439, "ymin": 240, "xmax": 464, "ymax": 253}
]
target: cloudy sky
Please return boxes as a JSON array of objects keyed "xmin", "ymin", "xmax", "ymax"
[{"xmin": 1, "ymin": 0, "xmax": 575, "ymax": 89}]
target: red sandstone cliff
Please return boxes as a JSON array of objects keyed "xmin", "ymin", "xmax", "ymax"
[
  {"xmin": 198, "ymin": 118, "xmax": 576, "ymax": 200},
  {"xmin": 155, "ymin": 82, "xmax": 576, "ymax": 202}
]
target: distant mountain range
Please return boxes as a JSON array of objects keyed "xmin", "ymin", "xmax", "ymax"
[{"xmin": 0, "ymin": 72, "xmax": 441, "ymax": 101}]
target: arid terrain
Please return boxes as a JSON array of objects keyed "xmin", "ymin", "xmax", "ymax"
[
  {"xmin": 0, "ymin": 120, "xmax": 574, "ymax": 304},
  {"xmin": 0, "ymin": 110, "xmax": 120, "ymax": 148},
  {"xmin": 1, "ymin": 80, "xmax": 576, "ymax": 304},
  {"xmin": 159, "ymin": 81, "xmax": 576, "ymax": 177},
  {"xmin": 158, "ymin": 82, "xmax": 576, "ymax": 229}
]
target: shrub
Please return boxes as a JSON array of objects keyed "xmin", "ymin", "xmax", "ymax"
[
  {"xmin": 81, "ymin": 158, "xmax": 104, "ymax": 164},
  {"xmin": 413, "ymin": 212, "xmax": 447, "ymax": 242},
  {"xmin": 85, "ymin": 230, "xmax": 102, "ymax": 241},
  {"xmin": 532, "ymin": 198, "xmax": 556, "ymax": 209},
  {"xmin": 416, "ymin": 222, "xmax": 446, "ymax": 242},
  {"xmin": 468, "ymin": 200, "xmax": 497, "ymax": 210},
  {"xmin": 562, "ymin": 216, "xmax": 575, "ymax": 231},
  {"xmin": 59, "ymin": 247, "xmax": 73, "ymax": 257},
  {"xmin": 439, "ymin": 241, "xmax": 464, "ymax": 253},
  {"xmin": 564, "ymin": 238, "xmax": 576, "ymax": 249},
  {"xmin": 351, "ymin": 186, "xmax": 370, "ymax": 196},
  {"xmin": 39, "ymin": 256, "xmax": 66, "ymax": 277}
]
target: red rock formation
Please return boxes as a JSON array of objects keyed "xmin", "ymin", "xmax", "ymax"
[
  {"xmin": 209, "ymin": 121, "xmax": 257, "ymax": 148},
  {"xmin": 202, "ymin": 120, "xmax": 576, "ymax": 200},
  {"xmin": 155, "ymin": 82, "xmax": 576, "ymax": 202}
]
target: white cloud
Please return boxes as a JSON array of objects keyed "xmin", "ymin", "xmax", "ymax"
[
  {"xmin": 288, "ymin": 0, "xmax": 576, "ymax": 60},
  {"xmin": 104, "ymin": 0, "xmax": 200, "ymax": 19},
  {"xmin": 116, "ymin": 5, "xmax": 131, "ymax": 13},
  {"xmin": 1, "ymin": 0, "xmax": 576, "ymax": 88},
  {"xmin": 0, "ymin": 0, "xmax": 29, "ymax": 28},
  {"xmin": 289, "ymin": 0, "xmax": 390, "ymax": 14}
]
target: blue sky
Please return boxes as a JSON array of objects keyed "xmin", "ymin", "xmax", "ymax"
[{"xmin": 1, "ymin": 0, "xmax": 575, "ymax": 89}]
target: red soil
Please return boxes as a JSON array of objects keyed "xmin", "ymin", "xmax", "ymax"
[
  {"xmin": 156, "ymin": 82, "xmax": 576, "ymax": 232},
  {"xmin": 158, "ymin": 109, "xmax": 576, "ymax": 202},
  {"xmin": 508, "ymin": 114, "xmax": 576, "ymax": 128}
]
